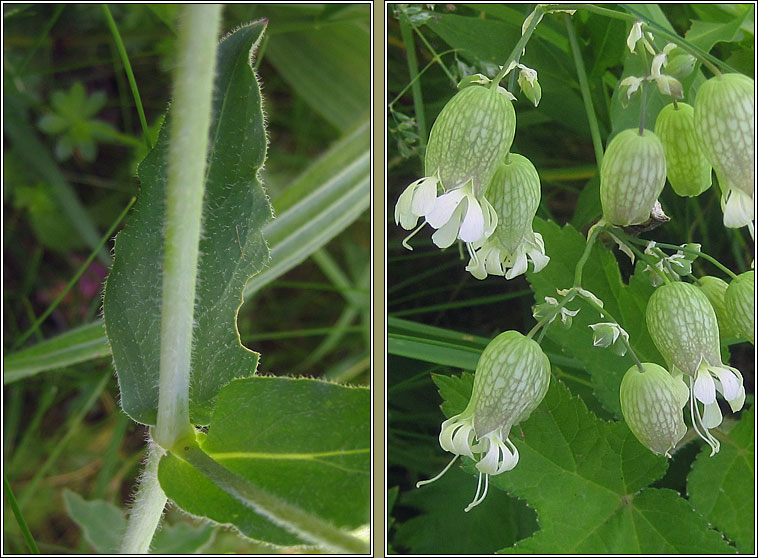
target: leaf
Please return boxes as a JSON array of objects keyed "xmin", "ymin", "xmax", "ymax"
[
  {"xmin": 103, "ymin": 21, "xmax": 272, "ymax": 425},
  {"xmin": 684, "ymin": 8, "xmax": 753, "ymax": 52},
  {"xmin": 63, "ymin": 489, "xmax": 214, "ymax": 554},
  {"xmin": 158, "ymin": 376, "xmax": 370, "ymax": 547},
  {"xmin": 3, "ymin": 321, "xmax": 110, "ymax": 384},
  {"xmin": 527, "ymin": 218, "xmax": 664, "ymax": 417},
  {"xmin": 63, "ymin": 489, "xmax": 124, "ymax": 554},
  {"xmin": 393, "ymin": 466, "xmax": 537, "ymax": 554},
  {"xmin": 434, "ymin": 374, "xmax": 735, "ymax": 553},
  {"xmin": 266, "ymin": 17, "xmax": 370, "ymax": 132},
  {"xmin": 688, "ymin": 406, "xmax": 755, "ymax": 554}
]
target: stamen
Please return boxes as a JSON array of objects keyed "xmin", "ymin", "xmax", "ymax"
[
  {"xmin": 464, "ymin": 472, "xmax": 484, "ymax": 512},
  {"xmin": 416, "ymin": 454, "xmax": 459, "ymax": 488},
  {"xmin": 402, "ymin": 222, "xmax": 427, "ymax": 250},
  {"xmin": 688, "ymin": 382, "xmax": 720, "ymax": 456},
  {"xmin": 465, "ymin": 474, "xmax": 490, "ymax": 512}
]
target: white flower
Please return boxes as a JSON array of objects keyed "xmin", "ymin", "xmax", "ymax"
[
  {"xmin": 395, "ymin": 175, "xmax": 440, "ymax": 230},
  {"xmin": 589, "ymin": 322, "xmax": 629, "ymax": 356},
  {"xmin": 627, "ymin": 21, "xmax": 644, "ymax": 52},
  {"xmin": 466, "ymin": 230, "xmax": 549, "ymax": 280},
  {"xmin": 426, "ymin": 183, "xmax": 498, "ymax": 248}
]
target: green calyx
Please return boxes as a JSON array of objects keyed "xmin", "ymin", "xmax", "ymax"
[
  {"xmin": 646, "ymin": 281, "xmax": 721, "ymax": 376},
  {"xmin": 485, "ymin": 153, "xmax": 541, "ymax": 253},
  {"xmin": 471, "ymin": 330, "xmax": 550, "ymax": 440},
  {"xmin": 424, "ymin": 85, "xmax": 516, "ymax": 197},
  {"xmin": 600, "ymin": 128, "xmax": 667, "ymax": 226},
  {"xmin": 693, "ymin": 73, "xmax": 755, "ymax": 196},
  {"xmin": 654, "ymin": 103, "xmax": 712, "ymax": 197},
  {"xmin": 620, "ymin": 363, "xmax": 688, "ymax": 457},
  {"xmin": 725, "ymin": 271, "xmax": 755, "ymax": 345},
  {"xmin": 697, "ymin": 276, "xmax": 740, "ymax": 340}
]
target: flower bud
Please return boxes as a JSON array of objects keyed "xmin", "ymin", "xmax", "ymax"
[
  {"xmin": 654, "ymin": 102, "xmax": 712, "ymax": 197},
  {"xmin": 646, "ymin": 281, "xmax": 721, "ymax": 376},
  {"xmin": 600, "ymin": 129, "xmax": 667, "ymax": 226},
  {"xmin": 664, "ymin": 53, "xmax": 697, "ymax": 80},
  {"xmin": 725, "ymin": 271, "xmax": 754, "ymax": 344},
  {"xmin": 694, "ymin": 73, "xmax": 754, "ymax": 197},
  {"xmin": 620, "ymin": 363, "xmax": 688, "ymax": 457},
  {"xmin": 425, "ymin": 84, "xmax": 516, "ymax": 198},
  {"xmin": 466, "ymin": 154, "xmax": 549, "ymax": 280},
  {"xmin": 697, "ymin": 276, "xmax": 740, "ymax": 340}
]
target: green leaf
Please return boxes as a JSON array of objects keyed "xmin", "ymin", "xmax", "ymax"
[
  {"xmin": 3, "ymin": 321, "xmax": 111, "ymax": 384},
  {"xmin": 104, "ymin": 21, "xmax": 272, "ymax": 425},
  {"xmin": 63, "ymin": 489, "xmax": 124, "ymax": 554},
  {"xmin": 434, "ymin": 374, "xmax": 735, "ymax": 553},
  {"xmin": 688, "ymin": 406, "xmax": 755, "ymax": 554},
  {"xmin": 528, "ymin": 218, "xmax": 664, "ymax": 417},
  {"xmin": 266, "ymin": 17, "xmax": 370, "ymax": 132},
  {"xmin": 394, "ymin": 466, "xmax": 537, "ymax": 554},
  {"xmin": 158, "ymin": 376, "xmax": 370, "ymax": 547},
  {"xmin": 684, "ymin": 8, "xmax": 754, "ymax": 52},
  {"xmin": 63, "ymin": 489, "xmax": 214, "ymax": 554}
]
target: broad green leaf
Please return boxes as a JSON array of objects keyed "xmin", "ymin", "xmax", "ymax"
[
  {"xmin": 158, "ymin": 376, "xmax": 370, "ymax": 547},
  {"xmin": 104, "ymin": 21, "xmax": 271, "ymax": 425},
  {"xmin": 688, "ymin": 406, "xmax": 755, "ymax": 554},
  {"xmin": 434, "ymin": 374, "xmax": 734, "ymax": 554},
  {"xmin": 685, "ymin": 7, "xmax": 754, "ymax": 53},
  {"xmin": 394, "ymin": 466, "xmax": 537, "ymax": 554},
  {"xmin": 527, "ymin": 218, "xmax": 664, "ymax": 417},
  {"xmin": 266, "ymin": 16, "xmax": 370, "ymax": 132},
  {"xmin": 3, "ymin": 321, "xmax": 110, "ymax": 384},
  {"xmin": 63, "ymin": 489, "xmax": 214, "ymax": 554}
]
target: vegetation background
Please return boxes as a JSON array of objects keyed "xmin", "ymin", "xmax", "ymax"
[
  {"xmin": 386, "ymin": 4, "xmax": 754, "ymax": 554},
  {"xmin": 3, "ymin": 3, "xmax": 369, "ymax": 553}
]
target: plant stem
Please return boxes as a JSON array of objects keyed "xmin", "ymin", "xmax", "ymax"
[
  {"xmin": 492, "ymin": 6, "xmax": 543, "ymax": 88},
  {"xmin": 573, "ymin": 224, "xmax": 603, "ymax": 287},
  {"xmin": 179, "ymin": 445, "xmax": 370, "ymax": 554},
  {"xmin": 564, "ymin": 14, "xmax": 604, "ymax": 167},
  {"xmin": 398, "ymin": 11, "xmax": 427, "ymax": 149},
  {"xmin": 605, "ymin": 227, "xmax": 672, "ymax": 284},
  {"xmin": 154, "ymin": 4, "xmax": 222, "ymax": 450},
  {"xmin": 621, "ymin": 236, "xmax": 739, "ymax": 280},
  {"xmin": 119, "ymin": 443, "xmax": 167, "ymax": 554}
]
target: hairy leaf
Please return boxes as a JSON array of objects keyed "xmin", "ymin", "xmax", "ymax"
[
  {"xmin": 103, "ymin": 21, "xmax": 271, "ymax": 425},
  {"xmin": 158, "ymin": 376, "xmax": 370, "ymax": 547}
]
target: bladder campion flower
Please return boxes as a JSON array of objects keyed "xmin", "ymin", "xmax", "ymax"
[
  {"xmin": 600, "ymin": 129, "xmax": 667, "ymax": 226},
  {"xmin": 646, "ymin": 281, "xmax": 745, "ymax": 454},
  {"xmin": 395, "ymin": 83, "xmax": 516, "ymax": 248},
  {"xmin": 620, "ymin": 363, "xmax": 688, "ymax": 457},
  {"xmin": 417, "ymin": 331, "xmax": 550, "ymax": 511},
  {"xmin": 465, "ymin": 153, "xmax": 549, "ymax": 280}
]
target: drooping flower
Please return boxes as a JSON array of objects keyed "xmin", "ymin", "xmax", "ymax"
[
  {"xmin": 600, "ymin": 129, "xmax": 667, "ymax": 226},
  {"xmin": 620, "ymin": 362, "xmax": 688, "ymax": 457},
  {"xmin": 465, "ymin": 153, "xmax": 549, "ymax": 280},
  {"xmin": 693, "ymin": 73, "xmax": 755, "ymax": 229},
  {"xmin": 646, "ymin": 281, "xmax": 745, "ymax": 454},
  {"xmin": 417, "ymin": 331, "xmax": 550, "ymax": 511},
  {"xmin": 395, "ymin": 83, "xmax": 516, "ymax": 248}
]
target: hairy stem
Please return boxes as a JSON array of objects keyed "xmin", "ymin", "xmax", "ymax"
[
  {"xmin": 120, "ymin": 443, "xmax": 167, "ymax": 554},
  {"xmin": 398, "ymin": 11, "xmax": 427, "ymax": 149},
  {"xmin": 155, "ymin": 4, "xmax": 222, "ymax": 449}
]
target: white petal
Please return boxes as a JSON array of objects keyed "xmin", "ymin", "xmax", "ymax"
[
  {"xmin": 711, "ymin": 366, "xmax": 743, "ymax": 403},
  {"xmin": 627, "ymin": 21, "xmax": 643, "ymax": 52},
  {"xmin": 527, "ymin": 243, "xmax": 550, "ymax": 273},
  {"xmin": 722, "ymin": 188, "xmax": 755, "ymax": 229},
  {"xmin": 505, "ymin": 250, "xmax": 528, "ymax": 280},
  {"xmin": 701, "ymin": 401, "xmax": 723, "ymax": 429},
  {"xmin": 484, "ymin": 246, "xmax": 505, "ymax": 276},
  {"xmin": 412, "ymin": 176, "xmax": 438, "ymax": 216},
  {"xmin": 431, "ymin": 201, "xmax": 465, "ymax": 248},
  {"xmin": 395, "ymin": 181, "xmax": 420, "ymax": 229},
  {"xmin": 481, "ymin": 197, "xmax": 498, "ymax": 238},
  {"xmin": 693, "ymin": 366, "xmax": 716, "ymax": 405},
  {"xmin": 426, "ymin": 189, "xmax": 465, "ymax": 229},
  {"xmin": 459, "ymin": 194, "xmax": 485, "ymax": 242},
  {"xmin": 651, "ymin": 52, "xmax": 667, "ymax": 78}
]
